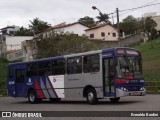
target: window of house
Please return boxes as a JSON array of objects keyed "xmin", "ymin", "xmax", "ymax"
[
  {"xmin": 52, "ymin": 59, "xmax": 65, "ymax": 75},
  {"xmin": 112, "ymin": 33, "xmax": 116, "ymax": 37},
  {"xmin": 90, "ymin": 34, "xmax": 94, "ymax": 38},
  {"xmin": 27, "ymin": 62, "xmax": 38, "ymax": 77},
  {"xmin": 67, "ymin": 57, "xmax": 82, "ymax": 74},
  {"xmin": 108, "ymin": 32, "xmax": 110, "ymax": 35},
  {"xmin": 83, "ymin": 54, "xmax": 100, "ymax": 73},
  {"xmin": 101, "ymin": 32, "xmax": 105, "ymax": 37}
]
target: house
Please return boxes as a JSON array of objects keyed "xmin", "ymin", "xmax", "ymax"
[
  {"xmin": 85, "ymin": 23, "xmax": 125, "ymax": 41},
  {"xmin": 39, "ymin": 22, "xmax": 90, "ymax": 39},
  {"xmin": 0, "ymin": 25, "xmax": 20, "ymax": 36}
]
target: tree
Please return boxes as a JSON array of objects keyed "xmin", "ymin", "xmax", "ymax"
[
  {"xmin": 14, "ymin": 27, "xmax": 33, "ymax": 36},
  {"xmin": 79, "ymin": 16, "xmax": 96, "ymax": 27},
  {"xmin": 144, "ymin": 17, "xmax": 157, "ymax": 40},
  {"xmin": 37, "ymin": 32, "xmax": 99, "ymax": 58},
  {"xmin": 119, "ymin": 15, "xmax": 138, "ymax": 35},
  {"xmin": 29, "ymin": 18, "xmax": 51, "ymax": 34},
  {"xmin": 96, "ymin": 13, "xmax": 110, "ymax": 24}
]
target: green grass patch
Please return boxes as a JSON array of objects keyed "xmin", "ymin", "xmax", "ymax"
[
  {"xmin": 134, "ymin": 38, "xmax": 160, "ymax": 81},
  {"xmin": 143, "ymin": 69, "xmax": 160, "ymax": 81}
]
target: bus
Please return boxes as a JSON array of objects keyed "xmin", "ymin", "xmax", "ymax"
[{"xmin": 7, "ymin": 47, "xmax": 146, "ymax": 104}]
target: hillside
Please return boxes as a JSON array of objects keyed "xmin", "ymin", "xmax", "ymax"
[{"xmin": 133, "ymin": 39, "xmax": 160, "ymax": 81}]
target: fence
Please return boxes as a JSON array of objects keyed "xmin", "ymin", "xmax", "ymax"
[{"xmin": 145, "ymin": 81, "xmax": 160, "ymax": 94}]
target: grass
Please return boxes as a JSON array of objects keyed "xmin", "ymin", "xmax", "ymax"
[{"xmin": 133, "ymin": 38, "xmax": 160, "ymax": 81}]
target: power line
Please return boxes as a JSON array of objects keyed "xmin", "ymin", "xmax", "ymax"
[
  {"xmin": 119, "ymin": 3, "xmax": 160, "ymax": 12},
  {"xmin": 107, "ymin": 2, "xmax": 160, "ymax": 16}
]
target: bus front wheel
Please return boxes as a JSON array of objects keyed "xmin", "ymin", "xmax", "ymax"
[
  {"xmin": 28, "ymin": 90, "xmax": 39, "ymax": 104},
  {"xmin": 86, "ymin": 88, "xmax": 98, "ymax": 105}
]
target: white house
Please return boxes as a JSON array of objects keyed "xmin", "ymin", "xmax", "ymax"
[
  {"xmin": 85, "ymin": 23, "xmax": 125, "ymax": 41},
  {"xmin": 40, "ymin": 22, "xmax": 90, "ymax": 38},
  {"xmin": 0, "ymin": 25, "xmax": 20, "ymax": 36}
]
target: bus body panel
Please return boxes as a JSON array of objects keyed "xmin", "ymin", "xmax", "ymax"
[{"xmin": 7, "ymin": 47, "xmax": 146, "ymax": 102}]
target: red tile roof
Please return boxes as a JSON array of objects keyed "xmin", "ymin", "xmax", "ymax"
[
  {"xmin": 85, "ymin": 23, "xmax": 117, "ymax": 31},
  {"xmin": 40, "ymin": 22, "xmax": 90, "ymax": 33}
]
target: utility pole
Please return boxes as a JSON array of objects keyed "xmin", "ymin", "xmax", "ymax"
[{"xmin": 116, "ymin": 8, "xmax": 121, "ymax": 47}]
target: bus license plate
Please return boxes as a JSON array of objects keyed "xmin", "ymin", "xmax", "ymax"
[{"xmin": 132, "ymin": 92, "xmax": 140, "ymax": 96}]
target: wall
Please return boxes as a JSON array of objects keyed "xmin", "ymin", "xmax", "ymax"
[
  {"xmin": 7, "ymin": 50, "xmax": 23, "ymax": 61},
  {"xmin": 94, "ymin": 33, "xmax": 142, "ymax": 49},
  {"xmin": 21, "ymin": 39, "xmax": 37, "ymax": 61},
  {"xmin": 5, "ymin": 36, "xmax": 33, "ymax": 50}
]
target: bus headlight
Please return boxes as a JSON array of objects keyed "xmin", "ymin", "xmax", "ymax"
[
  {"xmin": 123, "ymin": 88, "xmax": 127, "ymax": 91},
  {"xmin": 140, "ymin": 87, "xmax": 144, "ymax": 91},
  {"xmin": 120, "ymin": 87, "xmax": 128, "ymax": 91}
]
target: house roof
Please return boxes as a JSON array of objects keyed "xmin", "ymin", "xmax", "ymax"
[
  {"xmin": 40, "ymin": 22, "xmax": 90, "ymax": 33},
  {"xmin": 52, "ymin": 22, "xmax": 90, "ymax": 29},
  {"xmin": 85, "ymin": 23, "xmax": 118, "ymax": 31},
  {"xmin": 0, "ymin": 26, "xmax": 17, "ymax": 30}
]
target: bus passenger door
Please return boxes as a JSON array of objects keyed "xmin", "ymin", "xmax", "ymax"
[
  {"xmin": 103, "ymin": 58, "xmax": 115, "ymax": 96},
  {"xmin": 14, "ymin": 66, "xmax": 26, "ymax": 97}
]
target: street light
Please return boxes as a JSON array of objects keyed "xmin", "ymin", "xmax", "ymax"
[
  {"xmin": 92, "ymin": 6, "xmax": 108, "ymax": 23},
  {"xmin": 92, "ymin": 6, "xmax": 121, "ymax": 46}
]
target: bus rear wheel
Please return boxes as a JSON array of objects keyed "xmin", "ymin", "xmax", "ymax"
[
  {"xmin": 110, "ymin": 97, "xmax": 120, "ymax": 103},
  {"xmin": 28, "ymin": 90, "xmax": 39, "ymax": 104},
  {"xmin": 49, "ymin": 98, "xmax": 61, "ymax": 103},
  {"xmin": 86, "ymin": 88, "xmax": 98, "ymax": 105}
]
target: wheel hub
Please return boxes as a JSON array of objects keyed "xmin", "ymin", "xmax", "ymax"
[{"xmin": 88, "ymin": 92, "xmax": 94, "ymax": 101}]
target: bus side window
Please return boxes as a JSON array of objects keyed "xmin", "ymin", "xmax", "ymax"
[
  {"xmin": 52, "ymin": 59, "xmax": 65, "ymax": 75},
  {"xmin": 16, "ymin": 69, "xmax": 24, "ymax": 83},
  {"xmin": 38, "ymin": 61, "xmax": 51, "ymax": 76},
  {"xmin": 67, "ymin": 57, "xmax": 82, "ymax": 74},
  {"xmin": 27, "ymin": 62, "xmax": 38, "ymax": 77},
  {"xmin": 83, "ymin": 54, "xmax": 100, "ymax": 73}
]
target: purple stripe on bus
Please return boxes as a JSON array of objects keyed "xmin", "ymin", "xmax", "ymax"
[{"xmin": 47, "ymin": 76, "xmax": 58, "ymax": 98}]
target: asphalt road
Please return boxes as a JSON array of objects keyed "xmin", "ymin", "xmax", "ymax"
[{"xmin": 0, "ymin": 94, "xmax": 160, "ymax": 120}]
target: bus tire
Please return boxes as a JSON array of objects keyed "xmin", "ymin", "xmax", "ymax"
[
  {"xmin": 49, "ymin": 98, "xmax": 61, "ymax": 103},
  {"xmin": 110, "ymin": 97, "xmax": 120, "ymax": 103},
  {"xmin": 86, "ymin": 88, "xmax": 98, "ymax": 105},
  {"xmin": 28, "ymin": 90, "xmax": 38, "ymax": 104}
]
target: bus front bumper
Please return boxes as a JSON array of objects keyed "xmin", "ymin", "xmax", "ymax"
[{"xmin": 116, "ymin": 88, "xmax": 146, "ymax": 97}]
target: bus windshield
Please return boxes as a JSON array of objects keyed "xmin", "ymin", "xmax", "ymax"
[{"xmin": 116, "ymin": 56, "xmax": 143, "ymax": 79}]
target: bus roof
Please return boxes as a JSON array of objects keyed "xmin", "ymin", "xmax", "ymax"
[{"xmin": 8, "ymin": 47, "xmax": 140, "ymax": 65}]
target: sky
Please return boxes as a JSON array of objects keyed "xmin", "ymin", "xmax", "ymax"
[{"xmin": 0, "ymin": 0, "xmax": 160, "ymax": 28}]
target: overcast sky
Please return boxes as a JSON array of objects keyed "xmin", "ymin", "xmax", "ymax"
[{"xmin": 0, "ymin": 0, "xmax": 160, "ymax": 28}]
